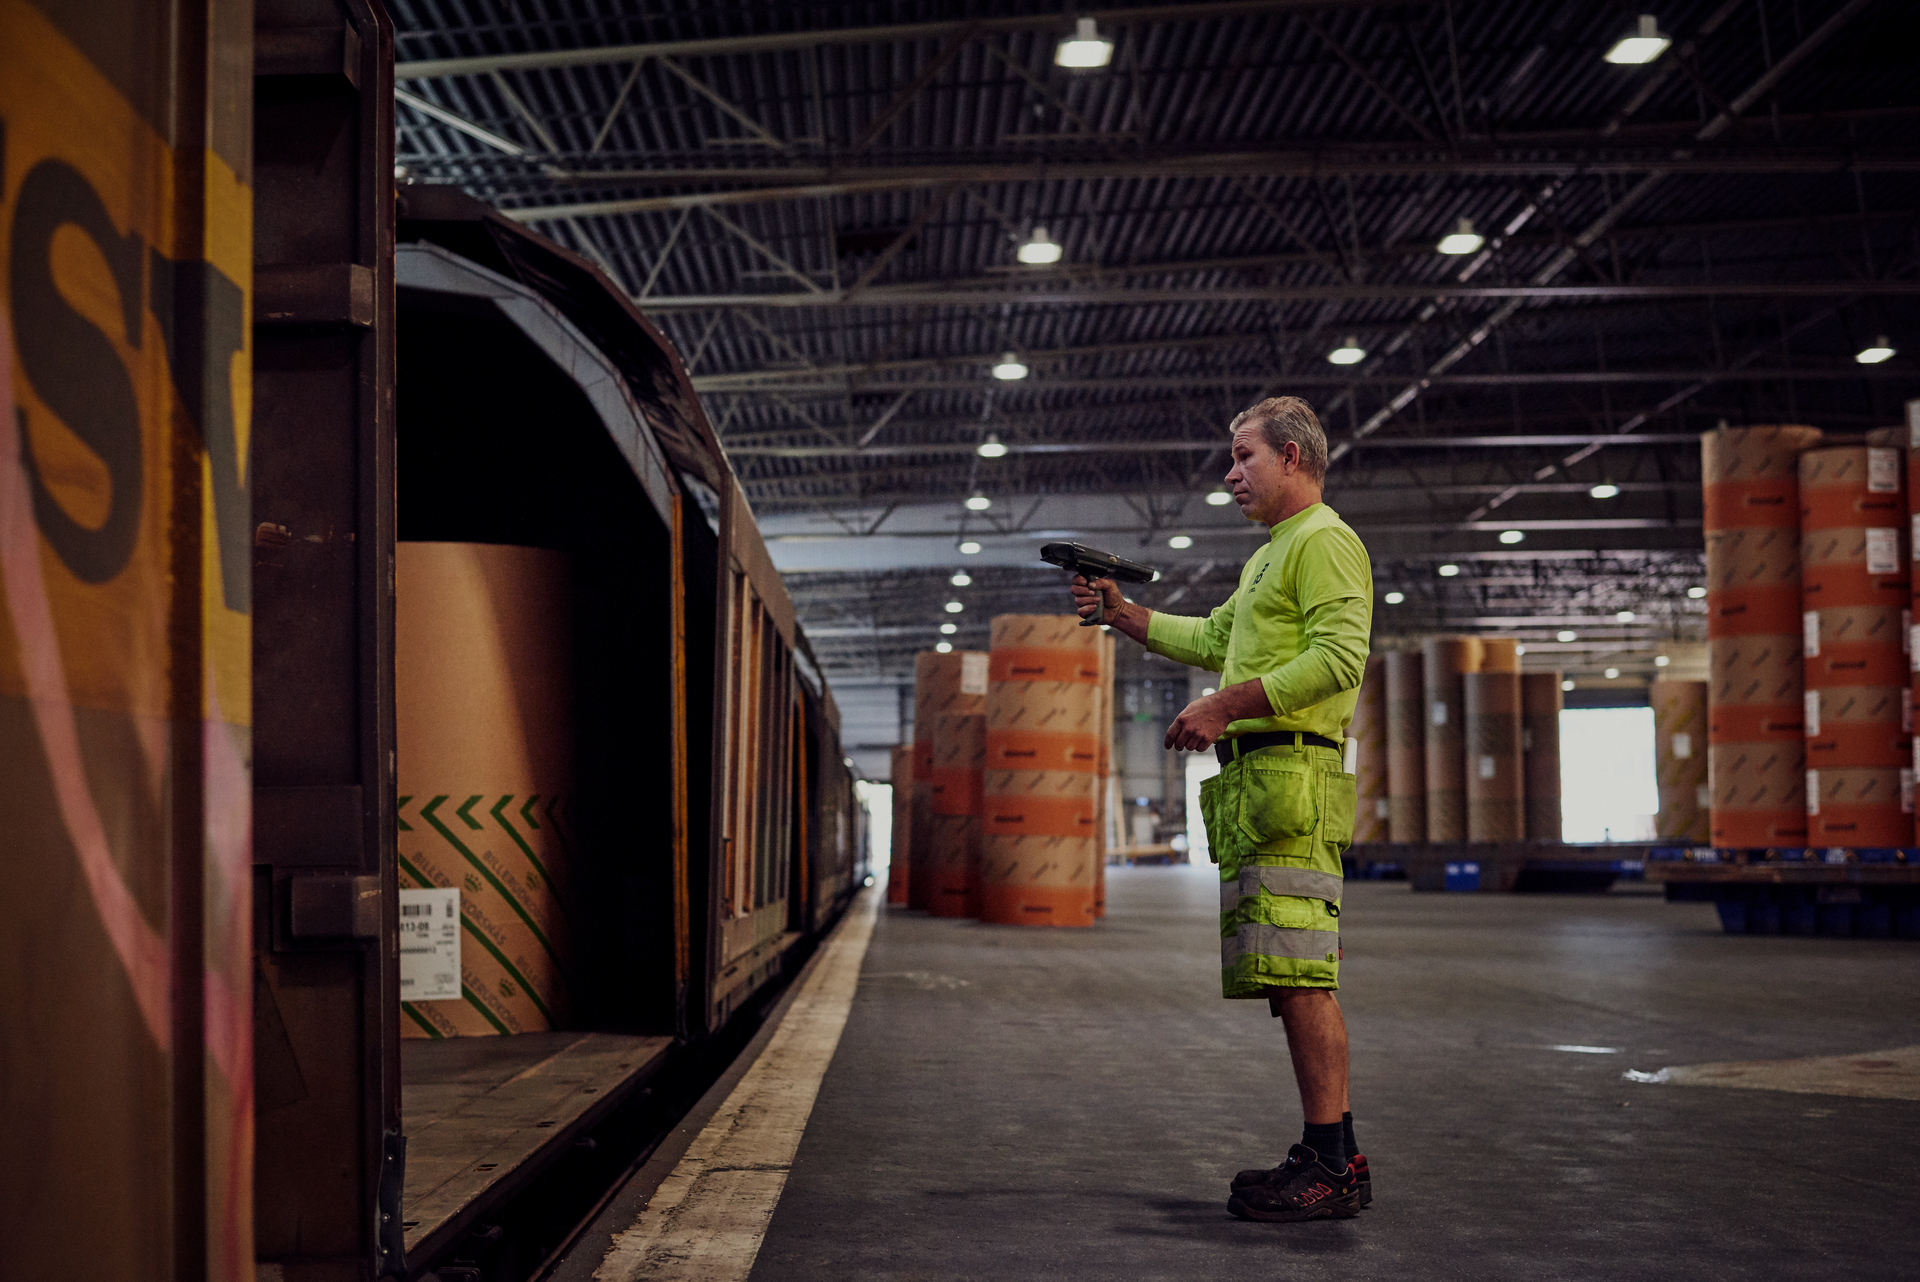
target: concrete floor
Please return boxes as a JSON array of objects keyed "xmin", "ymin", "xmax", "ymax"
[{"xmin": 750, "ymin": 868, "xmax": 1920, "ymax": 1281}]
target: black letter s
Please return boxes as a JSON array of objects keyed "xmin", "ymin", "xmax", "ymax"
[{"xmin": 8, "ymin": 159, "xmax": 144, "ymax": 584}]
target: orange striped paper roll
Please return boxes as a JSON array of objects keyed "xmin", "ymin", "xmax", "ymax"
[{"xmin": 984, "ymin": 616, "xmax": 1104, "ymax": 925}]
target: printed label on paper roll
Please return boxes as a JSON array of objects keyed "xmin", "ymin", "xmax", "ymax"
[
  {"xmin": 1696, "ymin": 782, "xmax": 1711, "ymax": 809},
  {"xmin": 1866, "ymin": 527, "xmax": 1901, "ymax": 574},
  {"xmin": 960, "ymin": 651, "xmax": 989, "ymax": 695},
  {"xmin": 1478, "ymin": 754, "xmax": 1495, "ymax": 779},
  {"xmin": 1806, "ymin": 770, "xmax": 1820, "ymax": 815},
  {"xmin": 1907, "ymin": 688, "xmax": 1914, "ymax": 735},
  {"xmin": 1672, "ymin": 732, "xmax": 1692, "ymax": 760},
  {"xmin": 1911, "ymin": 515, "xmax": 1920, "ymax": 561},
  {"xmin": 1903, "ymin": 768, "xmax": 1916, "ymax": 814},
  {"xmin": 1431, "ymin": 701, "xmax": 1448, "ymax": 726},
  {"xmin": 399, "ymin": 887, "xmax": 462, "ymax": 1001},
  {"xmin": 1375, "ymin": 798, "xmax": 1391, "ymax": 819},
  {"xmin": 1868, "ymin": 447, "xmax": 1901, "ymax": 493},
  {"xmin": 1907, "ymin": 609, "xmax": 1914, "ymax": 652},
  {"xmin": 1803, "ymin": 690, "xmax": 1821, "ymax": 737},
  {"xmin": 1909, "ymin": 398, "xmax": 1920, "ymax": 447},
  {"xmin": 1804, "ymin": 610, "xmax": 1821, "ymax": 657}
]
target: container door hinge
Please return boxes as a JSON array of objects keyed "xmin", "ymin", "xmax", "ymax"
[{"xmin": 376, "ymin": 1128, "xmax": 407, "ymax": 1277}]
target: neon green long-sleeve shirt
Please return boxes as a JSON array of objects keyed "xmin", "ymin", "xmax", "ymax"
[{"xmin": 1145, "ymin": 502, "xmax": 1373, "ymax": 741}]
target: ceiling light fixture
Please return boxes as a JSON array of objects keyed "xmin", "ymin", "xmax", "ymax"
[
  {"xmin": 965, "ymin": 492, "xmax": 992, "ymax": 511},
  {"xmin": 1589, "ymin": 482, "xmax": 1621, "ymax": 499},
  {"xmin": 1654, "ymin": 654, "xmax": 1670, "ymax": 667},
  {"xmin": 1616, "ymin": 610, "xmax": 1635, "ymax": 622},
  {"xmin": 977, "ymin": 432, "xmax": 1008, "ymax": 458},
  {"xmin": 1604, "ymin": 14, "xmax": 1672, "ymax": 65},
  {"xmin": 1437, "ymin": 563, "xmax": 1460, "ymax": 577},
  {"xmin": 1017, "ymin": 226, "xmax": 1062, "ymax": 264},
  {"xmin": 1515, "ymin": 644, "xmax": 1527, "ymax": 655},
  {"xmin": 1557, "ymin": 630, "xmax": 1578, "ymax": 642},
  {"xmin": 1687, "ymin": 586, "xmax": 1707, "ymax": 599},
  {"xmin": 1327, "ymin": 335, "xmax": 1366, "ymax": 365},
  {"xmin": 945, "ymin": 600, "xmax": 964, "ymax": 614},
  {"xmin": 950, "ymin": 572, "xmax": 972, "ymax": 586},
  {"xmin": 1206, "ymin": 489, "xmax": 1232, "ymax": 506},
  {"xmin": 1167, "ymin": 534, "xmax": 1193, "ymax": 549},
  {"xmin": 1054, "ymin": 17, "xmax": 1113, "ymax": 68},
  {"xmin": 1436, "ymin": 217, "xmax": 1485, "ymax": 255},
  {"xmin": 992, "ymin": 351, "xmax": 1029, "ymax": 380},
  {"xmin": 1499, "ymin": 530, "xmax": 1525, "ymax": 544},
  {"xmin": 958, "ymin": 540, "xmax": 982, "ymax": 555},
  {"xmin": 1384, "ymin": 591, "xmax": 1405, "ymax": 604},
  {"xmin": 1856, "ymin": 335, "xmax": 1895, "ymax": 364},
  {"xmin": 1561, "ymin": 679, "xmax": 1575, "ymax": 691},
  {"xmin": 940, "ymin": 622, "xmax": 957, "ymax": 635},
  {"xmin": 1604, "ymin": 667, "xmax": 1621, "ymax": 679},
  {"xmin": 936, "ymin": 641, "xmax": 953, "ymax": 653}
]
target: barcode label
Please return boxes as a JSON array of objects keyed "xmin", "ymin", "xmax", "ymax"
[
  {"xmin": 1866, "ymin": 526, "xmax": 1900, "ymax": 574},
  {"xmin": 1867, "ymin": 447, "xmax": 1900, "ymax": 493},
  {"xmin": 398, "ymin": 887, "xmax": 461, "ymax": 1001}
]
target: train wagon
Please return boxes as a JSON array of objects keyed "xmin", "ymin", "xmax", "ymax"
[{"xmin": 0, "ymin": 3, "xmax": 866, "ymax": 1279}]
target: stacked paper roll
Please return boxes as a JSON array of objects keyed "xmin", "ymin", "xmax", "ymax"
[
  {"xmin": 1704, "ymin": 425, "xmax": 1821, "ymax": 847},
  {"xmin": 1385, "ymin": 651, "xmax": 1426, "ymax": 841},
  {"xmin": 1520, "ymin": 673, "xmax": 1564, "ymax": 840},
  {"xmin": 927, "ymin": 652, "xmax": 988, "ymax": 917},
  {"xmin": 888, "ymin": 743, "xmax": 912, "ymax": 905},
  {"xmin": 397, "ymin": 543, "xmax": 574, "ymax": 1037},
  {"xmin": 1910, "ymin": 403, "xmax": 1920, "ymax": 843},
  {"xmin": 1801, "ymin": 441, "xmax": 1911, "ymax": 846},
  {"xmin": 981, "ymin": 617, "xmax": 1103, "ymax": 926},
  {"xmin": 1465, "ymin": 661, "xmax": 1524, "ymax": 841},
  {"xmin": 1095, "ymin": 628, "xmax": 1114, "ymax": 915},
  {"xmin": 1651, "ymin": 681, "xmax": 1710, "ymax": 843},
  {"xmin": 1351, "ymin": 655, "xmax": 1390, "ymax": 842},
  {"xmin": 1423, "ymin": 637, "xmax": 1482, "ymax": 841},
  {"xmin": 913, "ymin": 651, "xmax": 988, "ymax": 910}
]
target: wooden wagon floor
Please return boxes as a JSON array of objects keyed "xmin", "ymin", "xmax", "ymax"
[{"xmin": 401, "ymin": 1031, "xmax": 674, "ymax": 1255}]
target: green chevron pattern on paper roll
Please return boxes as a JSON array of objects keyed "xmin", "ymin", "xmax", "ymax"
[
  {"xmin": 398, "ymin": 789, "xmax": 573, "ymax": 1037},
  {"xmin": 419, "ymin": 793, "xmax": 561, "ymax": 964}
]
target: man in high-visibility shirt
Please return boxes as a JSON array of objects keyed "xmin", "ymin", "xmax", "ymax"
[{"xmin": 1071, "ymin": 396, "xmax": 1372, "ymax": 1223}]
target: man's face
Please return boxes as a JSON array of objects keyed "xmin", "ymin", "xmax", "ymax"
[{"xmin": 1225, "ymin": 422, "xmax": 1299, "ymax": 525}]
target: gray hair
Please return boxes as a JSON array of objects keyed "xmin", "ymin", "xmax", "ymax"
[{"xmin": 1230, "ymin": 396, "xmax": 1327, "ymax": 482}]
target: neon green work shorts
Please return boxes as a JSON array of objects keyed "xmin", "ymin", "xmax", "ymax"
[{"xmin": 1198, "ymin": 740, "xmax": 1356, "ymax": 997}]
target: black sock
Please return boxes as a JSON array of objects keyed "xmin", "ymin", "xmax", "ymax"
[
  {"xmin": 1302, "ymin": 1121, "xmax": 1346, "ymax": 1170},
  {"xmin": 1343, "ymin": 1111, "xmax": 1358, "ymax": 1161}
]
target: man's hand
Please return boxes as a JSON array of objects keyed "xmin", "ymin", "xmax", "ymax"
[
  {"xmin": 1070, "ymin": 575, "xmax": 1152, "ymax": 644},
  {"xmin": 1164, "ymin": 679, "xmax": 1275, "ymax": 751},
  {"xmin": 1070, "ymin": 573, "xmax": 1123, "ymax": 621}
]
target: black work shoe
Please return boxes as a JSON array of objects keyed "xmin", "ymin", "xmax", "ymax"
[
  {"xmin": 1232, "ymin": 1148, "xmax": 1372, "ymax": 1208},
  {"xmin": 1226, "ymin": 1146, "xmax": 1361, "ymax": 1222}
]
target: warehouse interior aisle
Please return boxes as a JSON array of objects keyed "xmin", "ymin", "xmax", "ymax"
[{"xmin": 748, "ymin": 870, "xmax": 1919, "ymax": 1281}]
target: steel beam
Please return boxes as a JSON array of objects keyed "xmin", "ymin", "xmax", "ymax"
[
  {"xmin": 630, "ymin": 280, "xmax": 1920, "ymax": 310},
  {"xmin": 494, "ymin": 148, "xmax": 1920, "ymax": 221},
  {"xmin": 725, "ymin": 434, "xmax": 1698, "ymax": 459},
  {"xmin": 701, "ymin": 366, "xmax": 1918, "ymax": 395},
  {"xmin": 395, "ymin": 1, "xmax": 1445, "ymax": 78}
]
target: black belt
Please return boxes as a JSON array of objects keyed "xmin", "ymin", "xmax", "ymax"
[{"xmin": 1216, "ymin": 730, "xmax": 1341, "ymax": 765}]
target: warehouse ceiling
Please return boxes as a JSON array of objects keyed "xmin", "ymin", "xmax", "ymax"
[{"xmin": 389, "ymin": 0, "xmax": 1919, "ymax": 730}]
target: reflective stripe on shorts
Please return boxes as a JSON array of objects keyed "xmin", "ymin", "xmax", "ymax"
[
  {"xmin": 1222, "ymin": 921, "xmax": 1343, "ymax": 966},
  {"xmin": 1219, "ymin": 864, "xmax": 1345, "ymax": 911}
]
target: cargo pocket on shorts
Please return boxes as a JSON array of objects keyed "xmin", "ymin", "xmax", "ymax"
[
  {"xmin": 1199, "ymin": 772, "xmax": 1224, "ymax": 864},
  {"xmin": 1237, "ymin": 756, "xmax": 1316, "ymax": 845},
  {"xmin": 1320, "ymin": 769, "xmax": 1357, "ymax": 854}
]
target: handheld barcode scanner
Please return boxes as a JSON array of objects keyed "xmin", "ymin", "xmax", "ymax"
[{"xmin": 1040, "ymin": 541, "xmax": 1159, "ymax": 627}]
